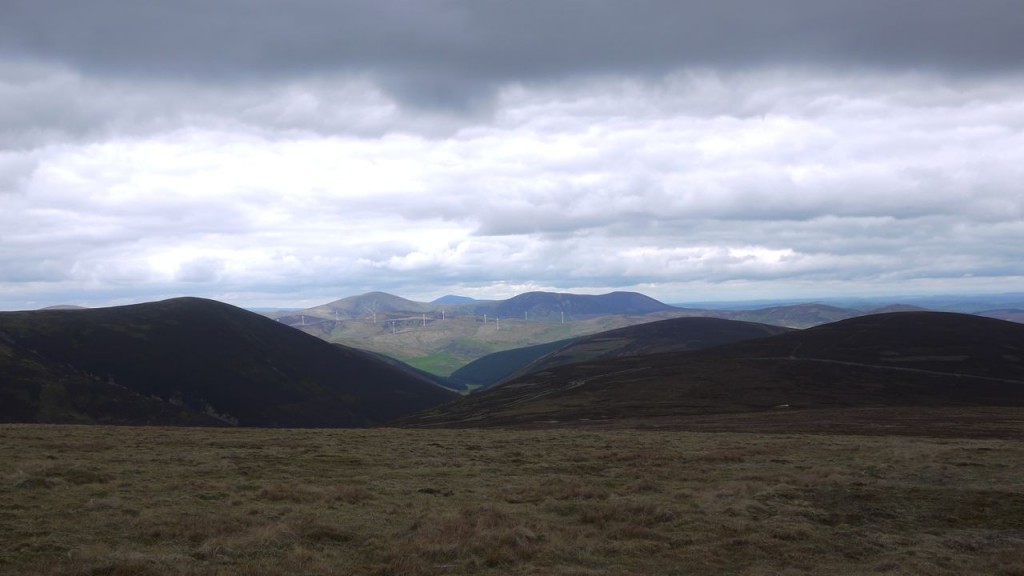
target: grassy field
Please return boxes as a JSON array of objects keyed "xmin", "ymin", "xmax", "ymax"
[{"xmin": 2, "ymin": 424, "xmax": 1024, "ymax": 575}]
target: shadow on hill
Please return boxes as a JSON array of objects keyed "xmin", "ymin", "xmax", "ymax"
[
  {"xmin": 397, "ymin": 312, "xmax": 1024, "ymax": 433},
  {"xmin": 0, "ymin": 298, "xmax": 457, "ymax": 427}
]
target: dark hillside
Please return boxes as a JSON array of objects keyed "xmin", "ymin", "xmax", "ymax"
[
  {"xmin": 448, "ymin": 337, "xmax": 581, "ymax": 390},
  {"xmin": 455, "ymin": 317, "xmax": 791, "ymax": 392},
  {"xmin": 0, "ymin": 298, "xmax": 457, "ymax": 426},
  {"xmin": 719, "ymin": 311, "xmax": 1024, "ymax": 380},
  {"xmin": 516, "ymin": 317, "xmax": 792, "ymax": 377},
  {"xmin": 400, "ymin": 312, "xmax": 1024, "ymax": 428}
]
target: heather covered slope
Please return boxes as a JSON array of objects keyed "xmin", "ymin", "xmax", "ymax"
[
  {"xmin": 451, "ymin": 317, "xmax": 791, "ymax": 391},
  {"xmin": 447, "ymin": 337, "xmax": 581, "ymax": 391},
  {"xmin": 0, "ymin": 298, "xmax": 457, "ymax": 426},
  {"xmin": 508, "ymin": 317, "xmax": 792, "ymax": 383},
  {"xmin": 400, "ymin": 312, "xmax": 1024, "ymax": 428}
]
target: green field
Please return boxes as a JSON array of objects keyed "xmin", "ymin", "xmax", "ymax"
[{"xmin": 3, "ymin": 424, "xmax": 1023, "ymax": 575}]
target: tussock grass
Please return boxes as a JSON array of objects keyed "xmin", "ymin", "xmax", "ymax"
[{"xmin": 2, "ymin": 424, "xmax": 1024, "ymax": 575}]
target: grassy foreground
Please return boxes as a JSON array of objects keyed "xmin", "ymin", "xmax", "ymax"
[{"xmin": 2, "ymin": 424, "xmax": 1023, "ymax": 575}]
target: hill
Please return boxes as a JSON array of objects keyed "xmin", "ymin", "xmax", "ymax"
[
  {"xmin": 271, "ymin": 290, "xmax": 686, "ymax": 376},
  {"xmin": 301, "ymin": 291, "xmax": 436, "ymax": 322},
  {"xmin": 977, "ymin": 308, "xmax": 1024, "ymax": 323},
  {"xmin": 431, "ymin": 295, "xmax": 480, "ymax": 304},
  {"xmin": 447, "ymin": 337, "xmax": 581, "ymax": 391},
  {"xmin": 0, "ymin": 297, "xmax": 457, "ymax": 426},
  {"xmin": 487, "ymin": 291, "xmax": 677, "ymax": 320},
  {"xmin": 270, "ymin": 290, "xmax": 1022, "ymax": 378},
  {"xmin": 452, "ymin": 317, "xmax": 792, "ymax": 391},
  {"xmin": 711, "ymin": 303, "xmax": 861, "ymax": 328},
  {"xmin": 399, "ymin": 312, "xmax": 1024, "ymax": 428}
]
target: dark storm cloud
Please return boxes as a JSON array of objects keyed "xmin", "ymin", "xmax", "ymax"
[{"xmin": 2, "ymin": 0, "xmax": 1023, "ymax": 109}]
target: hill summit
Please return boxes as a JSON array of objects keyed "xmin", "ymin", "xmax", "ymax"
[
  {"xmin": 0, "ymin": 297, "xmax": 456, "ymax": 426},
  {"xmin": 491, "ymin": 291, "xmax": 675, "ymax": 320}
]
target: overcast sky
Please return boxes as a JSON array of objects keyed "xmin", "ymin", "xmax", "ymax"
[{"xmin": 2, "ymin": 1, "xmax": 1023, "ymax": 310}]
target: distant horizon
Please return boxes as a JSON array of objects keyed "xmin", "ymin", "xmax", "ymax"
[{"xmin": 8, "ymin": 286, "xmax": 1024, "ymax": 314}]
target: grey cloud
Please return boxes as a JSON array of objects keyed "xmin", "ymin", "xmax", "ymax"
[
  {"xmin": 3, "ymin": 1, "xmax": 1023, "ymax": 111},
  {"xmin": 0, "ymin": 62, "xmax": 423, "ymax": 148},
  {"xmin": 0, "ymin": 150, "xmax": 39, "ymax": 192},
  {"xmin": 177, "ymin": 257, "xmax": 226, "ymax": 283}
]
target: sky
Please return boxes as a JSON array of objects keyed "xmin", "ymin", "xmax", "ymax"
[{"xmin": 2, "ymin": 0, "xmax": 1023, "ymax": 310}]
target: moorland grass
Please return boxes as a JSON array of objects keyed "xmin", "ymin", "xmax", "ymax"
[{"xmin": 2, "ymin": 424, "xmax": 1023, "ymax": 575}]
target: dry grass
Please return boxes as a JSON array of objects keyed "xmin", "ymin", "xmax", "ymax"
[{"xmin": 2, "ymin": 424, "xmax": 1024, "ymax": 575}]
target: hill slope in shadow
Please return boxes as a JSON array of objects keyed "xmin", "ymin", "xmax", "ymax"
[
  {"xmin": 452, "ymin": 317, "xmax": 791, "ymax": 391},
  {"xmin": 399, "ymin": 312, "xmax": 1024, "ymax": 428},
  {"xmin": 0, "ymin": 298, "xmax": 457, "ymax": 427}
]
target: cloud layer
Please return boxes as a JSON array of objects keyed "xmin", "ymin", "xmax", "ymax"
[{"xmin": 1, "ymin": 2, "xmax": 1023, "ymax": 309}]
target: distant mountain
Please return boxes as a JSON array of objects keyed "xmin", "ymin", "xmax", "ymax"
[
  {"xmin": 267, "ymin": 291, "xmax": 686, "ymax": 375},
  {"xmin": 898, "ymin": 293, "xmax": 1024, "ymax": 314},
  {"xmin": 272, "ymin": 291, "xmax": 1022, "ymax": 382},
  {"xmin": 432, "ymin": 295, "xmax": 480, "ymax": 304},
  {"xmin": 864, "ymin": 304, "xmax": 931, "ymax": 314},
  {"xmin": 0, "ymin": 297, "xmax": 457, "ymax": 427},
  {"xmin": 484, "ymin": 291, "xmax": 676, "ymax": 320},
  {"xmin": 400, "ymin": 312, "xmax": 1024, "ymax": 428},
  {"xmin": 713, "ymin": 303, "xmax": 860, "ymax": 329},
  {"xmin": 976, "ymin": 309, "xmax": 1024, "ymax": 323},
  {"xmin": 307, "ymin": 291, "xmax": 436, "ymax": 320},
  {"xmin": 286, "ymin": 290, "xmax": 677, "ymax": 322}
]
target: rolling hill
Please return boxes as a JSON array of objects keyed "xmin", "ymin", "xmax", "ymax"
[
  {"xmin": 0, "ymin": 297, "xmax": 457, "ymax": 426},
  {"xmin": 447, "ymin": 337, "xmax": 582, "ymax": 391},
  {"xmin": 269, "ymin": 290, "xmax": 688, "ymax": 376},
  {"xmin": 293, "ymin": 291, "xmax": 437, "ymax": 322},
  {"xmin": 708, "ymin": 303, "xmax": 862, "ymax": 328},
  {"xmin": 269, "ymin": 290, "xmax": 1023, "ymax": 379},
  {"xmin": 450, "ymin": 317, "xmax": 792, "ymax": 391},
  {"xmin": 485, "ymin": 290, "xmax": 677, "ymax": 320},
  {"xmin": 399, "ymin": 312, "xmax": 1024, "ymax": 428}
]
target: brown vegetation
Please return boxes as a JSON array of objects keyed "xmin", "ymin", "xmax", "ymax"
[{"xmin": 3, "ymin": 423, "xmax": 1024, "ymax": 575}]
